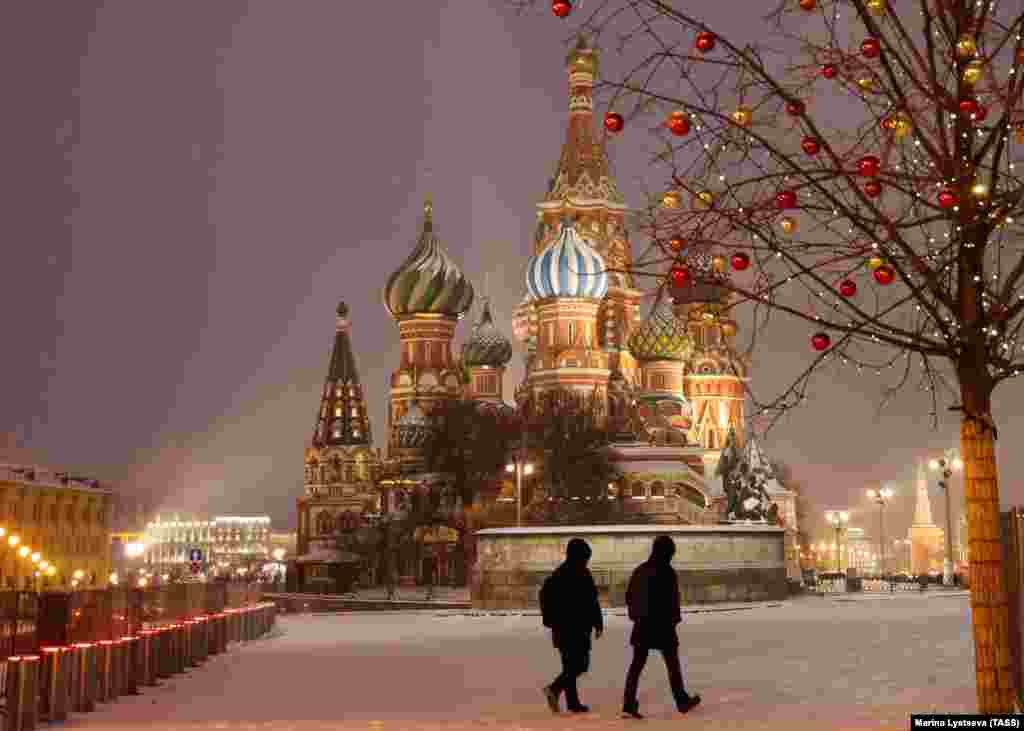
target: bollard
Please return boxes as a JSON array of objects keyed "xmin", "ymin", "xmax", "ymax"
[
  {"xmin": 72, "ymin": 643, "xmax": 97, "ymax": 713},
  {"xmin": 213, "ymin": 613, "xmax": 227, "ymax": 654},
  {"xmin": 39, "ymin": 646, "xmax": 69, "ymax": 723},
  {"xmin": 154, "ymin": 627, "xmax": 171, "ymax": 680},
  {"xmin": 227, "ymin": 609, "xmax": 239, "ymax": 645},
  {"xmin": 182, "ymin": 620, "xmax": 195, "ymax": 668},
  {"xmin": 4, "ymin": 656, "xmax": 28, "ymax": 731},
  {"xmin": 121, "ymin": 636, "xmax": 139, "ymax": 695},
  {"xmin": 137, "ymin": 630, "xmax": 156, "ymax": 687},
  {"xmin": 94, "ymin": 640, "xmax": 113, "ymax": 703},
  {"xmin": 172, "ymin": 624, "xmax": 186, "ymax": 675},
  {"xmin": 197, "ymin": 616, "xmax": 209, "ymax": 662},
  {"xmin": 109, "ymin": 638, "xmax": 124, "ymax": 699},
  {"xmin": 241, "ymin": 607, "xmax": 251, "ymax": 641}
]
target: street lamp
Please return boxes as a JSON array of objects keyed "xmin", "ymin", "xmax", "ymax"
[
  {"xmin": 930, "ymin": 450, "xmax": 962, "ymax": 586},
  {"xmin": 824, "ymin": 511, "xmax": 849, "ymax": 572},
  {"xmin": 866, "ymin": 486, "xmax": 894, "ymax": 576},
  {"xmin": 505, "ymin": 459, "xmax": 534, "ymax": 528}
]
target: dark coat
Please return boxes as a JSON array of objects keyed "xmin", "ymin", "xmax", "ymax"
[
  {"xmin": 625, "ymin": 558, "xmax": 682, "ymax": 649},
  {"xmin": 540, "ymin": 561, "xmax": 603, "ymax": 650}
]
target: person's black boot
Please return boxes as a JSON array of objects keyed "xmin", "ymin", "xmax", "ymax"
[
  {"xmin": 543, "ymin": 685, "xmax": 560, "ymax": 713},
  {"xmin": 678, "ymin": 694, "xmax": 702, "ymax": 714},
  {"xmin": 622, "ymin": 704, "xmax": 643, "ymax": 719},
  {"xmin": 567, "ymin": 704, "xmax": 590, "ymax": 713}
]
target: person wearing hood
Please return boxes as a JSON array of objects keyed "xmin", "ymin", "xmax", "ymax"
[
  {"xmin": 621, "ymin": 535, "xmax": 701, "ymax": 719},
  {"xmin": 539, "ymin": 537, "xmax": 603, "ymax": 714}
]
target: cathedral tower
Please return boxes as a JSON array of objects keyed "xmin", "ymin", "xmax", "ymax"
[
  {"xmin": 524, "ymin": 218, "xmax": 610, "ymax": 397},
  {"xmin": 462, "ymin": 298, "xmax": 513, "ymax": 403},
  {"xmin": 296, "ymin": 302, "xmax": 380, "ymax": 591},
  {"xmin": 513, "ymin": 35, "xmax": 642, "ymax": 393},
  {"xmin": 671, "ymin": 251, "xmax": 749, "ymax": 451},
  {"xmin": 383, "ymin": 197, "xmax": 474, "ymax": 457}
]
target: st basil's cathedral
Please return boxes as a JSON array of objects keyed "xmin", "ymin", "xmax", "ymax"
[{"xmin": 292, "ymin": 37, "xmax": 798, "ymax": 593}]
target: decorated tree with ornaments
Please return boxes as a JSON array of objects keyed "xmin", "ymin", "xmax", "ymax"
[{"xmin": 513, "ymin": 0, "xmax": 1024, "ymax": 712}]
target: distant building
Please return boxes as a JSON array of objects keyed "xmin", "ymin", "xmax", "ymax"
[
  {"xmin": 143, "ymin": 514, "xmax": 272, "ymax": 576},
  {"xmin": 0, "ymin": 463, "xmax": 113, "ymax": 588},
  {"xmin": 909, "ymin": 461, "xmax": 944, "ymax": 575}
]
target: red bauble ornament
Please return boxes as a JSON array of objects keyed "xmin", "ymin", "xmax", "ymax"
[
  {"xmin": 937, "ymin": 189, "xmax": 959, "ymax": 209},
  {"xmin": 668, "ymin": 234, "xmax": 685, "ymax": 252},
  {"xmin": 958, "ymin": 99, "xmax": 979, "ymax": 116},
  {"xmin": 801, "ymin": 137, "xmax": 821, "ymax": 155},
  {"xmin": 864, "ymin": 180, "xmax": 883, "ymax": 198},
  {"xmin": 811, "ymin": 332, "xmax": 832, "ymax": 351},
  {"xmin": 669, "ymin": 265, "xmax": 691, "ymax": 287},
  {"xmin": 861, "ymin": 38, "xmax": 881, "ymax": 58},
  {"xmin": 973, "ymin": 104, "xmax": 988, "ymax": 122},
  {"xmin": 799, "ymin": 0, "xmax": 817, "ymax": 9},
  {"xmin": 857, "ymin": 155, "xmax": 881, "ymax": 177},
  {"xmin": 786, "ymin": 100, "xmax": 805, "ymax": 117},
  {"xmin": 912, "ymin": 257, "xmax": 930, "ymax": 275},
  {"xmin": 872, "ymin": 265, "xmax": 896, "ymax": 285},
  {"xmin": 604, "ymin": 112, "xmax": 625, "ymax": 133},
  {"xmin": 839, "ymin": 279, "xmax": 857, "ymax": 297},
  {"xmin": 821, "ymin": 64, "xmax": 838, "ymax": 79},
  {"xmin": 775, "ymin": 190, "xmax": 798, "ymax": 209},
  {"xmin": 667, "ymin": 111, "xmax": 690, "ymax": 136},
  {"xmin": 695, "ymin": 31, "xmax": 717, "ymax": 53},
  {"xmin": 730, "ymin": 252, "xmax": 751, "ymax": 271},
  {"xmin": 551, "ymin": 0, "xmax": 573, "ymax": 18}
]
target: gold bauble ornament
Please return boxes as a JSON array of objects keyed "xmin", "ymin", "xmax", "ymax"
[
  {"xmin": 732, "ymin": 106, "xmax": 753, "ymax": 128},
  {"xmin": 779, "ymin": 216, "xmax": 798, "ymax": 234},
  {"xmin": 889, "ymin": 113, "xmax": 912, "ymax": 139},
  {"xmin": 662, "ymin": 190, "xmax": 682, "ymax": 209},
  {"xmin": 963, "ymin": 59, "xmax": 984, "ymax": 85},
  {"xmin": 1015, "ymin": 125, "xmax": 1024, "ymax": 145},
  {"xmin": 866, "ymin": 0, "xmax": 886, "ymax": 14},
  {"xmin": 857, "ymin": 75, "xmax": 875, "ymax": 90},
  {"xmin": 695, "ymin": 190, "xmax": 714, "ymax": 209},
  {"xmin": 711, "ymin": 255, "xmax": 728, "ymax": 274},
  {"xmin": 956, "ymin": 34, "xmax": 977, "ymax": 59},
  {"xmin": 868, "ymin": 256, "xmax": 885, "ymax": 271},
  {"xmin": 721, "ymin": 321, "xmax": 737, "ymax": 338}
]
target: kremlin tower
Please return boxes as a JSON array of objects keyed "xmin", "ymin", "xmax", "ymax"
[
  {"xmin": 383, "ymin": 197, "xmax": 474, "ymax": 463},
  {"xmin": 513, "ymin": 35, "xmax": 642, "ymax": 398}
]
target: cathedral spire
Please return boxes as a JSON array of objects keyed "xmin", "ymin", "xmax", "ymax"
[{"xmin": 312, "ymin": 301, "xmax": 372, "ymax": 448}]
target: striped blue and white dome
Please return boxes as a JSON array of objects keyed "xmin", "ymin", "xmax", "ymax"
[{"xmin": 526, "ymin": 218, "xmax": 608, "ymax": 300}]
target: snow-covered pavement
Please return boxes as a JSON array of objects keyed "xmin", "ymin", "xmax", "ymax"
[{"xmin": 63, "ymin": 593, "xmax": 975, "ymax": 731}]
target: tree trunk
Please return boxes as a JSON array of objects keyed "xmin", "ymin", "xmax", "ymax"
[{"xmin": 960, "ymin": 380, "xmax": 1015, "ymax": 712}]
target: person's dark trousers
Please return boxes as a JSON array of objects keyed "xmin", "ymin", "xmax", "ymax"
[
  {"xmin": 623, "ymin": 644, "xmax": 688, "ymax": 709},
  {"xmin": 550, "ymin": 645, "xmax": 590, "ymax": 709}
]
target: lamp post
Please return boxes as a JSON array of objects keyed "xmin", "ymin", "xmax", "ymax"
[
  {"xmin": 930, "ymin": 451, "xmax": 963, "ymax": 586},
  {"xmin": 866, "ymin": 486, "xmax": 894, "ymax": 577},
  {"xmin": 825, "ymin": 511, "xmax": 849, "ymax": 572},
  {"xmin": 505, "ymin": 458, "xmax": 534, "ymax": 528}
]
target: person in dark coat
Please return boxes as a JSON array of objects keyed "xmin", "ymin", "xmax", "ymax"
[
  {"xmin": 621, "ymin": 535, "xmax": 701, "ymax": 719},
  {"xmin": 539, "ymin": 537, "xmax": 603, "ymax": 714}
]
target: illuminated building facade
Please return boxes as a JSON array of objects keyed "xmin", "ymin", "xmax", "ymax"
[{"xmin": 143, "ymin": 514, "xmax": 272, "ymax": 576}]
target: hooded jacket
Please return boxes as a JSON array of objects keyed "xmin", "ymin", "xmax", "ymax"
[
  {"xmin": 626, "ymin": 536, "xmax": 682, "ymax": 649},
  {"xmin": 540, "ymin": 538, "xmax": 603, "ymax": 647}
]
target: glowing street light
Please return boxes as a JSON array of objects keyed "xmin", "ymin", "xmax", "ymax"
[
  {"xmin": 7, "ymin": 535, "xmax": 19, "ymax": 548},
  {"xmin": 824, "ymin": 511, "xmax": 849, "ymax": 572},
  {"xmin": 931, "ymin": 450, "xmax": 963, "ymax": 585},
  {"xmin": 17, "ymin": 546, "xmax": 29, "ymax": 559},
  {"xmin": 30, "ymin": 553, "xmax": 40, "ymax": 564},
  {"xmin": 506, "ymin": 459, "xmax": 535, "ymax": 528}
]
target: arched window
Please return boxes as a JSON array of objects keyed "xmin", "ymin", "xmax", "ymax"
[
  {"xmin": 316, "ymin": 511, "xmax": 334, "ymax": 535},
  {"xmin": 650, "ymin": 481, "xmax": 665, "ymax": 498},
  {"xmin": 631, "ymin": 482, "xmax": 645, "ymax": 499}
]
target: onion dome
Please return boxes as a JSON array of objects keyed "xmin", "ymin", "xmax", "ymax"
[
  {"xmin": 462, "ymin": 299, "xmax": 513, "ymax": 368},
  {"xmin": 628, "ymin": 300, "xmax": 693, "ymax": 362},
  {"xmin": 393, "ymin": 401, "xmax": 434, "ymax": 450},
  {"xmin": 383, "ymin": 197, "xmax": 474, "ymax": 320},
  {"xmin": 526, "ymin": 218, "xmax": 609, "ymax": 300}
]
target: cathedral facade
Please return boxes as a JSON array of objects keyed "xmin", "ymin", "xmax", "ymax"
[{"xmin": 292, "ymin": 37, "xmax": 800, "ymax": 592}]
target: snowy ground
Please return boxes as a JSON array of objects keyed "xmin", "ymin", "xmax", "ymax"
[{"xmin": 62, "ymin": 593, "xmax": 975, "ymax": 731}]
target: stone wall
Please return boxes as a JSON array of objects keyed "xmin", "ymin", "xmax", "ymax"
[{"xmin": 472, "ymin": 524, "xmax": 787, "ymax": 609}]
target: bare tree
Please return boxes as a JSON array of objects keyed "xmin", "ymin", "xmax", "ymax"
[{"xmin": 513, "ymin": 0, "xmax": 1024, "ymax": 711}]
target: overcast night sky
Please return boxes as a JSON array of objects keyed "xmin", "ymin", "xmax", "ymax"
[{"xmin": 3, "ymin": 0, "xmax": 1022, "ymax": 541}]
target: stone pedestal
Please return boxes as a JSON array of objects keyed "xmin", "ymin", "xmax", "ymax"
[{"xmin": 472, "ymin": 524, "xmax": 786, "ymax": 609}]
